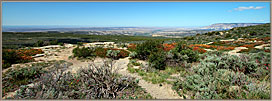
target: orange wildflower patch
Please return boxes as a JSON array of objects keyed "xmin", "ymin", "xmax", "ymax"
[
  {"xmin": 16, "ymin": 49, "xmax": 44, "ymax": 56},
  {"xmin": 240, "ymin": 44, "xmax": 255, "ymax": 48},
  {"xmin": 2, "ymin": 49, "xmax": 44, "ymax": 67},
  {"xmin": 128, "ymin": 43, "xmax": 136, "ymax": 50},
  {"xmin": 240, "ymin": 42, "xmax": 264, "ymax": 48},
  {"xmin": 216, "ymin": 46, "xmax": 235, "ymax": 51},
  {"xmin": 189, "ymin": 44, "xmax": 216, "ymax": 49},
  {"xmin": 110, "ymin": 48, "xmax": 129, "ymax": 58},
  {"xmin": 192, "ymin": 47, "xmax": 207, "ymax": 53},
  {"xmin": 15, "ymin": 49, "xmax": 44, "ymax": 61},
  {"xmin": 163, "ymin": 43, "xmax": 176, "ymax": 52},
  {"xmin": 256, "ymin": 37, "xmax": 270, "ymax": 41},
  {"xmin": 189, "ymin": 44, "xmax": 235, "ymax": 51}
]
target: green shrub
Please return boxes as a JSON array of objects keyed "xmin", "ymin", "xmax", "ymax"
[
  {"xmin": 77, "ymin": 42, "xmax": 84, "ymax": 46},
  {"xmin": 129, "ymin": 51, "xmax": 137, "ymax": 59},
  {"xmin": 49, "ymin": 40, "xmax": 58, "ymax": 45},
  {"xmin": 2, "ymin": 50, "xmax": 20, "ymax": 69},
  {"xmin": 34, "ymin": 40, "xmax": 44, "ymax": 47},
  {"xmin": 243, "ymin": 82, "xmax": 270, "ymax": 99},
  {"xmin": 106, "ymin": 50, "xmax": 120, "ymax": 59},
  {"xmin": 116, "ymin": 43, "xmax": 127, "ymax": 48},
  {"xmin": 200, "ymin": 52, "xmax": 270, "ymax": 78},
  {"xmin": 72, "ymin": 47, "xmax": 95, "ymax": 58},
  {"xmin": 173, "ymin": 52, "xmax": 270, "ymax": 99},
  {"xmin": 249, "ymin": 52, "xmax": 270, "ymax": 79},
  {"xmin": 94, "ymin": 48, "xmax": 129, "ymax": 59},
  {"xmin": 94, "ymin": 47, "xmax": 107, "ymax": 57},
  {"xmin": 206, "ymin": 32, "xmax": 214, "ymax": 36},
  {"xmin": 12, "ymin": 61, "xmax": 145, "ymax": 99},
  {"xmin": 148, "ymin": 51, "xmax": 166, "ymax": 70},
  {"xmin": 225, "ymin": 34, "xmax": 232, "ymax": 38},
  {"xmin": 174, "ymin": 65, "xmax": 269, "ymax": 99},
  {"xmin": 2, "ymin": 65, "xmax": 46, "ymax": 97},
  {"xmin": 170, "ymin": 42, "xmax": 199, "ymax": 63},
  {"xmin": 130, "ymin": 59, "xmax": 141, "ymax": 66},
  {"xmin": 201, "ymin": 54, "xmax": 258, "ymax": 75},
  {"xmin": 52, "ymin": 39, "xmax": 64, "ymax": 46},
  {"xmin": 58, "ymin": 42, "xmax": 64, "ymax": 46},
  {"xmin": 2, "ymin": 49, "xmax": 43, "ymax": 69},
  {"xmin": 135, "ymin": 40, "xmax": 163, "ymax": 60}
]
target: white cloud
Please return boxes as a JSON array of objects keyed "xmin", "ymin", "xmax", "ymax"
[{"xmin": 234, "ymin": 6, "xmax": 265, "ymax": 11}]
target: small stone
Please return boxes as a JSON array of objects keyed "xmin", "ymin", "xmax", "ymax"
[
  {"xmin": 219, "ymin": 32, "xmax": 224, "ymax": 35},
  {"xmin": 133, "ymin": 66, "xmax": 140, "ymax": 69},
  {"xmin": 32, "ymin": 54, "xmax": 45, "ymax": 58}
]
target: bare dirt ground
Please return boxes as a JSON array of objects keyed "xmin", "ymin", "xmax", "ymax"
[
  {"xmin": 254, "ymin": 44, "xmax": 270, "ymax": 49},
  {"xmin": 227, "ymin": 43, "xmax": 270, "ymax": 56},
  {"xmin": 113, "ymin": 57, "xmax": 182, "ymax": 99},
  {"xmin": 227, "ymin": 47, "xmax": 248, "ymax": 56},
  {"xmin": 204, "ymin": 40, "xmax": 270, "ymax": 56}
]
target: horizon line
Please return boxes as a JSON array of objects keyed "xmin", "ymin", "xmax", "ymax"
[{"xmin": 2, "ymin": 22, "xmax": 269, "ymax": 28}]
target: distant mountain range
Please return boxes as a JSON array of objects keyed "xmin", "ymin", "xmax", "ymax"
[
  {"xmin": 2, "ymin": 23, "xmax": 267, "ymax": 33},
  {"xmin": 200, "ymin": 23, "xmax": 265, "ymax": 30}
]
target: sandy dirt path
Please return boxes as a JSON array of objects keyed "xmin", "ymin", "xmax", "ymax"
[
  {"xmin": 227, "ymin": 47, "xmax": 248, "ymax": 56},
  {"xmin": 113, "ymin": 57, "xmax": 182, "ymax": 99},
  {"xmin": 254, "ymin": 44, "xmax": 270, "ymax": 49}
]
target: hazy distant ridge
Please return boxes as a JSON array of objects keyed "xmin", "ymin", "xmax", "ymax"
[{"xmin": 200, "ymin": 23, "xmax": 265, "ymax": 30}]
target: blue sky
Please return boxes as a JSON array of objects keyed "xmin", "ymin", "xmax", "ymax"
[{"xmin": 2, "ymin": 2, "xmax": 270, "ymax": 27}]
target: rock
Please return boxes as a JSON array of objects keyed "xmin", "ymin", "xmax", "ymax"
[
  {"xmin": 237, "ymin": 38, "xmax": 244, "ymax": 40},
  {"xmin": 27, "ymin": 83, "xmax": 34, "ymax": 87},
  {"xmin": 206, "ymin": 42, "xmax": 214, "ymax": 45},
  {"xmin": 32, "ymin": 54, "xmax": 45, "ymax": 58},
  {"xmin": 43, "ymin": 45, "xmax": 61, "ymax": 49},
  {"xmin": 220, "ymin": 39, "xmax": 235, "ymax": 42},
  {"xmin": 219, "ymin": 32, "xmax": 224, "ymax": 35},
  {"xmin": 235, "ymin": 47, "xmax": 248, "ymax": 50},
  {"xmin": 64, "ymin": 44, "xmax": 74, "ymax": 48},
  {"xmin": 133, "ymin": 66, "xmax": 140, "ymax": 69},
  {"xmin": 204, "ymin": 49, "xmax": 215, "ymax": 51}
]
